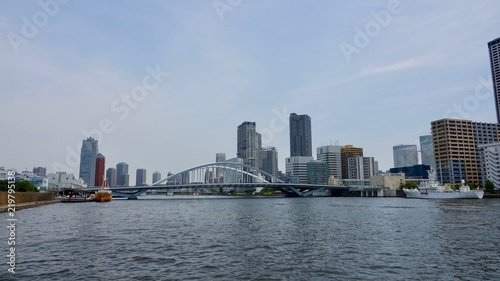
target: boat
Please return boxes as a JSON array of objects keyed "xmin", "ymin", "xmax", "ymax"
[
  {"xmin": 403, "ymin": 170, "xmax": 484, "ymax": 199},
  {"xmin": 95, "ymin": 179, "xmax": 112, "ymax": 202}
]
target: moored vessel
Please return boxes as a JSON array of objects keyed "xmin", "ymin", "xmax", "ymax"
[{"xmin": 403, "ymin": 170, "xmax": 483, "ymax": 199}]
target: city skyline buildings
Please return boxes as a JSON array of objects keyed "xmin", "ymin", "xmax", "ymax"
[
  {"xmin": 392, "ymin": 145, "xmax": 419, "ymax": 169},
  {"xmin": 489, "ymin": 37, "xmax": 500, "ymax": 123},
  {"xmin": 78, "ymin": 137, "xmax": 98, "ymax": 187},
  {"xmin": 289, "ymin": 113, "xmax": 312, "ymax": 157},
  {"xmin": 2, "ymin": 2, "xmax": 499, "ymax": 183}
]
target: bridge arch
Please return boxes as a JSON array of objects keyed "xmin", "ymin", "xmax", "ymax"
[{"xmin": 152, "ymin": 162, "xmax": 283, "ymax": 186}]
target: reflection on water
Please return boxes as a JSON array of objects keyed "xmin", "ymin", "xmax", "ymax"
[{"xmin": 1, "ymin": 196, "xmax": 499, "ymax": 280}]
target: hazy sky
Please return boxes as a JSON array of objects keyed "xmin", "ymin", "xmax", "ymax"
[{"xmin": 1, "ymin": 0, "xmax": 499, "ymax": 184}]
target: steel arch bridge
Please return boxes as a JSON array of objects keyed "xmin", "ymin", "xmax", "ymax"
[
  {"xmin": 86, "ymin": 162, "xmax": 346, "ymax": 198},
  {"xmin": 152, "ymin": 161, "xmax": 284, "ymax": 186}
]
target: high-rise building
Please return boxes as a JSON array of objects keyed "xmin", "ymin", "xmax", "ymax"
[
  {"xmin": 348, "ymin": 156, "xmax": 375, "ymax": 180},
  {"xmin": 478, "ymin": 142, "xmax": 500, "ymax": 189},
  {"xmin": 285, "ymin": 156, "xmax": 313, "ymax": 183},
  {"xmin": 317, "ymin": 145, "xmax": 342, "ymax": 179},
  {"xmin": 307, "ymin": 160, "xmax": 328, "ymax": 184},
  {"xmin": 136, "ymin": 168, "xmax": 147, "ymax": 186},
  {"xmin": 32, "ymin": 167, "xmax": 46, "ymax": 176},
  {"xmin": 79, "ymin": 137, "xmax": 98, "ymax": 186},
  {"xmin": 488, "ymin": 37, "xmax": 500, "ymax": 123},
  {"xmin": 152, "ymin": 171, "xmax": 162, "ymax": 184},
  {"xmin": 431, "ymin": 118, "xmax": 500, "ymax": 185},
  {"xmin": 258, "ymin": 147, "xmax": 279, "ymax": 178},
  {"xmin": 420, "ymin": 135, "xmax": 435, "ymax": 169},
  {"xmin": 116, "ymin": 162, "xmax": 129, "ymax": 186},
  {"xmin": 341, "ymin": 145, "xmax": 363, "ymax": 179},
  {"xmin": 237, "ymin": 121, "xmax": 262, "ymax": 167},
  {"xmin": 94, "ymin": 153, "xmax": 105, "ymax": 187},
  {"xmin": 216, "ymin": 153, "xmax": 226, "ymax": 163},
  {"xmin": 289, "ymin": 113, "xmax": 312, "ymax": 157},
  {"xmin": 393, "ymin": 145, "xmax": 418, "ymax": 168},
  {"xmin": 106, "ymin": 168, "xmax": 116, "ymax": 188}
]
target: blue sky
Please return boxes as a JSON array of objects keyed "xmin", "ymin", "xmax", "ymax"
[{"xmin": 1, "ymin": 0, "xmax": 499, "ymax": 184}]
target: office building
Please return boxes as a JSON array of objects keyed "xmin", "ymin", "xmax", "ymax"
[
  {"xmin": 393, "ymin": 145, "xmax": 418, "ymax": 168},
  {"xmin": 420, "ymin": 135, "xmax": 435, "ymax": 169},
  {"xmin": 32, "ymin": 167, "xmax": 47, "ymax": 176},
  {"xmin": 389, "ymin": 164, "xmax": 431, "ymax": 179},
  {"xmin": 94, "ymin": 153, "xmax": 105, "ymax": 187},
  {"xmin": 237, "ymin": 121, "xmax": 262, "ymax": 167},
  {"xmin": 307, "ymin": 160, "xmax": 328, "ymax": 185},
  {"xmin": 431, "ymin": 118, "xmax": 500, "ymax": 185},
  {"xmin": 317, "ymin": 145, "xmax": 342, "ymax": 179},
  {"xmin": 136, "ymin": 168, "xmax": 147, "ymax": 186},
  {"xmin": 152, "ymin": 171, "xmax": 162, "ymax": 184},
  {"xmin": 289, "ymin": 113, "xmax": 312, "ymax": 157},
  {"xmin": 258, "ymin": 147, "xmax": 279, "ymax": 178},
  {"xmin": 348, "ymin": 156, "xmax": 375, "ymax": 180},
  {"xmin": 478, "ymin": 142, "xmax": 500, "ymax": 189},
  {"xmin": 341, "ymin": 145, "xmax": 363, "ymax": 179},
  {"xmin": 79, "ymin": 137, "xmax": 98, "ymax": 186},
  {"xmin": 216, "ymin": 153, "xmax": 226, "ymax": 163},
  {"xmin": 489, "ymin": 37, "xmax": 500, "ymax": 123},
  {"xmin": 47, "ymin": 172, "xmax": 86, "ymax": 189},
  {"xmin": 116, "ymin": 162, "xmax": 129, "ymax": 186},
  {"xmin": 285, "ymin": 156, "xmax": 314, "ymax": 184},
  {"xmin": 106, "ymin": 168, "xmax": 117, "ymax": 188}
]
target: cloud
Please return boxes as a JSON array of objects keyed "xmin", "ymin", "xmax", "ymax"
[{"xmin": 354, "ymin": 52, "xmax": 447, "ymax": 78}]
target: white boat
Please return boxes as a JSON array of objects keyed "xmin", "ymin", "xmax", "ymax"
[{"xmin": 403, "ymin": 170, "xmax": 484, "ymax": 199}]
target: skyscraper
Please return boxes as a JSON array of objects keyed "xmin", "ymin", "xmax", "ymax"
[
  {"xmin": 488, "ymin": 37, "xmax": 500, "ymax": 123},
  {"xmin": 419, "ymin": 135, "xmax": 435, "ymax": 169},
  {"xmin": 136, "ymin": 168, "xmax": 147, "ymax": 186},
  {"xmin": 116, "ymin": 162, "xmax": 129, "ymax": 186},
  {"xmin": 106, "ymin": 167, "xmax": 116, "ymax": 188},
  {"xmin": 237, "ymin": 121, "xmax": 262, "ymax": 167},
  {"xmin": 341, "ymin": 145, "xmax": 363, "ymax": 179},
  {"xmin": 32, "ymin": 167, "xmax": 46, "ymax": 176},
  {"xmin": 79, "ymin": 137, "xmax": 98, "ymax": 186},
  {"xmin": 94, "ymin": 153, "xmax": 105, "ymax": 187},
  {"xmin": 289, "ymin": 113, "xmax": 312, "ymax": 157},
  {"xmin": 258, "ymin": 147, "xmax": 279, "ymax": 177},
  {"xmin": 393, "ymin": 145, "xmax": 418, "ymax": 168},
  {"xmin": 317, "ymin": 145, "xmax": 342, "ymax": 179},
  {"xmin": 152, "ymin": 171, "xmax": 162, "ymax": 184},
  {"xmin": 216, "ymin": 153, "xmax": 226, "ymax": 163}
]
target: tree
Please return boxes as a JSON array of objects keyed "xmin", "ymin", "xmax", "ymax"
[
  {"xmin": 402, "ymin": 182, "xmax": 418, "ymax": 189},
  {"xmin": 0, "ymin": 180, "xmax": 38, "ymax": 192},
  {"xmin": 485, "ymin": 180, "xmax": 495, "ymax": 191}
]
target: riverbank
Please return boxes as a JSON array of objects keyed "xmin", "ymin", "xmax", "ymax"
[
  {"xmin": 0, "ymin": 200, "xmax": 59, "ymax": 213},
  {"xmin": 0, "ymin": 191, "xmax": 59, "ymax": 213}
]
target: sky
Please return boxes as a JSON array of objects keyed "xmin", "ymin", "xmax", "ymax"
[{"xmin": 1, "ymin": 0, "xmax": 499, "ymax": 185}]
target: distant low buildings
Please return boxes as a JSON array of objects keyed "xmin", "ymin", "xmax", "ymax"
[
  {"xmin": 389, "ymin": 164, "xmax": 430, "ymax": 179},
  {"xmin": 47, "ymin": 172, "xmax": 86, "ymax": 189}
]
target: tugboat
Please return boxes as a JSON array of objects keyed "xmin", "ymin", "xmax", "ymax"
[{"xmin": 95, "ymin": 179, "xmax": 112, "ymax": 202}]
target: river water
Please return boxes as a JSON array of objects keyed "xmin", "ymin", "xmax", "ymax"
[{"xmin": 1, "ymin": 196, "xmax": 499, "ymax": 280}]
